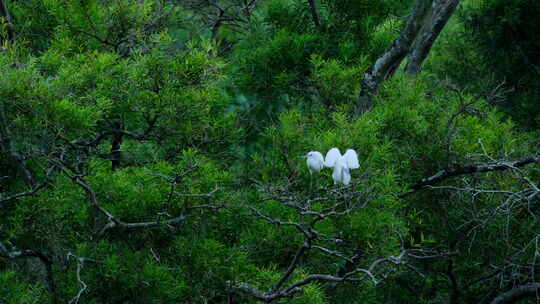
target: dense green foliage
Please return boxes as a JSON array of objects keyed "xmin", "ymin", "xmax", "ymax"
[
  {"xmin": 462, "ymin": 0, "xmax": 540, "ymax": 127},
  {"xmin": 1, "ymin": 0, "xmax": 539, "ymax": 303}
]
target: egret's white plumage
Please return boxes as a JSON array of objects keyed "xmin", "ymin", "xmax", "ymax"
[
  {"xmin": 324, "ymin": 147, "xmax": 359, "ymax": 185},
  {"xmin": 305, "ymin": 151, "xmax": 324, "ymax": 174},
  {"xmin": 343, "ymin": 149, "xmax": 359, "ymax": 169},
  {"xmin": 324, "ymin": 148, "xmax": 342, "ymax": 168},
  {"xmin": 332, "ymin": 157, "xmax": 350, "ymax": 185}
]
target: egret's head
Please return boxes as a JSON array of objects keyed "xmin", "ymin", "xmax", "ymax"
[{"xmin": 305, "ymin": 152, "xmax": 319, "ymax": 159}]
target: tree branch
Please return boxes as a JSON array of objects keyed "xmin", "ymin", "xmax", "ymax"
[
  {"xmin": 70, "ymin": 175, "xmax": 191, "ymax": 235},
  {"xmin": 231, "ymin": 281, "xmax": 302, "ymax": 303},
  {"xmin": 355, "ymin": 0, "xmax": 432, "ymax": 115},
  {"xmin": 0, "ymin": 181, "xmax": 48, "ymax": 204},
  {"xmin": 307, "ymin": 0, "xmax": 322, "ymax": 30},
  {"xmin": 355, "ymin": 0, "xmax": 459, "ymax": 115},
  {"xmin": 233, "ymin": 250, "xmax": 410, "ymax": 303},
  {"xmin": 0, "ymin": 240, "xmax": 56, "ymax": 301},
  {"xmin": 402, "ymin": 156, "xmax": 540, "ymax": 197},
  {"xmin": 490, "ymin": 283, "xmax": 540, "ymax": 304},
  {"xmin": 58, "ymin": 165, "xmax": 220, "ymax": 236},
  {"xmin": 235, "ymin": 179, "xmax": 410, "ymax": 302},
  {"xmin": 404, "ymin": 0, "xmax": 459, "ymax": 74},
  {"xmin": 0, "ymin": 0, "xmax": 15, "ymax": 41},
  {"xmin": 272, "ymin": 244, "xmax": 308, "ymax": 291},
  {"xmin": 67, "ymin": 252, "xmax": 94, "ymax": 304}
]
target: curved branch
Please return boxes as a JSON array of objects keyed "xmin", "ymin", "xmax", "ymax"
[
  {"xmin": 234, "ymin": 250, "xmax": 409, "ymax": 303},
  {"xmin": 490, "ymin": 283, "xmax": 540, "ymax": 304},
  {"xmin": 67, "ymin": 253, "xmax": 94, "ymax": 304},
  {"xmin": 402, "ymin": 156, "xmax": 540, "ymax": 197},
  {"xmin": 0, "ymin": 241, "xmax": 56, "ymax": 301},
  {"xmin": 355, "ymin": 0, "xmax": 431, "ymax": 115},
  {"xmin": 272, "ymin": 245, "xmax": 308, "ymax": 291},
  {"xmin": 0, "ymin": 181, "xmax": 48, "ymax": 204},
  {"xmin": 232, "ymin": 282, "xmax": 302, "ymax": 303},
  {"xmin": 71, "ymin": 175, "xmax": 191, "ymax": 235},
  {"xmin": 355, "ymin": 0, "xmax": 459, "ymax": 114}
]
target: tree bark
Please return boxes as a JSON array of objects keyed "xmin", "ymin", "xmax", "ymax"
[
  {"xmin": 400, "ymin": 156, "xmax": 540, "ymax": 197},
  {"xmin": 355, "ymin": 0, "xmax": 459, "ymax": 115},
  {"xmin": 405, "ymin": 0, "xmax": 459, "ymax": 74},
  {"xmin": 446, "ymin": 259, "xmax": 462, "ymax": 304},
  {"xmin": 490, "ymin": 283, "xmax": 540, "ymax": 304},
  {"xmin": 0, "ymin": 0, "xmax": 15, "ymax": 41},
  {"xmin": 110, "ymin": 129, "xmax": 123, "ymax": 171},
  {"xmin": 0, "ymin": 241, "xmax": 57, "ymax": 303},
  {"xmin": 307, "ymin": 0, "xmax": 322, "ymax": 30},
  {"xmin": 355, "ymin": 0, "xmax": 431, "ymax": 115}
]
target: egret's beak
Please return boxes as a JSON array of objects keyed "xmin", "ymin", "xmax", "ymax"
[{"xmin": 300, "ymin": 154, "xmax": 307, "ymax": 158}]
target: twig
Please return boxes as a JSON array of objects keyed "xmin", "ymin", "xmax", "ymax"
[{"xmin": 67, "ymin": 252, "xmax": 94, "ymax": 304}]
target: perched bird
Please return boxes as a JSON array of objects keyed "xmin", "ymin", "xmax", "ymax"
[
  {"xmin": 324, "ymin": 148, "xmax": 359, "ymax": 185},
  {"xmin": 304, "ymin": 151, "xmax": 325, "ymax": 174}
]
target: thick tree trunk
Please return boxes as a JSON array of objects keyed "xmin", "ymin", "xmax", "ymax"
[
  {"xmin": 307, "ymin": 0, "xmax": 322, "ymax": 30},
  {"xmin": 446, "ymin": 259, "xmax": 462, "ymax": 304},
  {"xmin": 490, "ymin": 283, "xmax": 540, "ymax": 304},
  {"xmin": 405, "ymin": 0, "xmax": 459, "ymax": 74},
  {"xmin": 355, "ymin": 0, "xmax": 431, "ymax": 115},
  {"xmin": 355, "ymin": 0, "xmax": 459, "ymax": 115},
  {"xmin": 0, "ymin": 0, "xmax": 15, "ymax": 41}
]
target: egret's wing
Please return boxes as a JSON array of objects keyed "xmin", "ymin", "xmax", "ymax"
[
  {"xmin": 325, "ymin": 148, "xmax": 341, "ymax": 168},
  {"xmin": 343, "ymin": 149, "xmax": 359, "ymax": 169}
]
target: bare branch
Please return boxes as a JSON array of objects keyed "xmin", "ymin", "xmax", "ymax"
[
  {"xmin": 355, "ymin": 0, "xmax": 460, "ymax": 114},
  {"xmin": 67, "ymin": 252, "xmax": 94, "ymax": 304},
  {"xmin": 402, "ymin": 156, "xmax": 540, "ymax": 197},
  {"xmin": 0, "ymin": 104, "xmax": 37, "ymax": 186},
  {"xmin": 231, "ymin": 281, "xmax": 302, "ymax": 303},
  {"xmin": 272, "ymin": 245, "xmax": 308, "ymax": 291},
  {"xmin": 235, "ymin": 179, "xmax": 411, "ymax": 302},
  {"xmin": 312, "ymin": 245, "xmax": 354, "ymax": 263},
  {"xmin": 0, "ymin": 181, "xmax": 48, "ymax": 204},
  {"xmin": 244, "ymin": 206, "xmax": 304, "ymax": 232},
  {"xmin": 234, "ymin": 250, "xmax": 411, "ymax": 303},
  {"xmin": 0, "ymin": 164, "xmax": 56, "ymax": 206},
  {"xmin": 404, "ymin": 0, "xmax": 459, "ymax": 74},
  {"xmin": 490, "ymin": 283, "xmax": 540, "ymax": 304},
  {"xmin": 54, "ymin": 161, "xmax": 222, "ymax": 236},
  {"xmin": 174, "ymin": 186, "xmax": 219, "ymax": 197},
  {"xmin": 356, "ymin": 0, "xmax": 432, "ymax": 114},
  {"xmin": 0, "ymin": 240, "xmax": 56, "ymax": 297}
]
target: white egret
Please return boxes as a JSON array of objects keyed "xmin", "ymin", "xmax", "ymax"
[
  {"xmin": 304, "ymin": 151, "xmax": 325, "ymax": 174},
  {"xmin": 324, "ymin": 148, "xmax": 359, "ymax": 185},
  {"xmin": 343, "ymin": 149, "xmax": 360, "ymax": 169}
]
